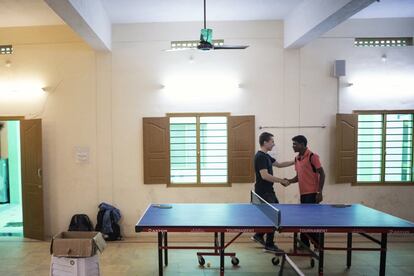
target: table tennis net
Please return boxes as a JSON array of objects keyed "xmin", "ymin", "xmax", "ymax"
[{"xmin": 250, "ymin": 190, "xmax": 281, "ymax": 227}]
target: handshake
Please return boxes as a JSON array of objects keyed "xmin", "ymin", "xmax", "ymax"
[{"xmin": 281, "ymin": 178, "xmax": 291, "ymax": 187}]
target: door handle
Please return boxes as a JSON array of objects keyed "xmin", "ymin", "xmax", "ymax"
[{"xmin": 37, "ymin": 168, "xmax": 42, "ymax": 178}]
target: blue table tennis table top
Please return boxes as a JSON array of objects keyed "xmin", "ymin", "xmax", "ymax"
[{"xmin": 135, "ymin": 203, "xmax": 414, "ymax": 233}]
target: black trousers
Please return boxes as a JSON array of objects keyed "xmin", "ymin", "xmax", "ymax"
[
  {"xmin": 300, "ymin": 193, "xmax": 318, "ymax": 247},
  {"xmin": 255, "ymin": 191, "xmax": 279, "ymax": 245}
]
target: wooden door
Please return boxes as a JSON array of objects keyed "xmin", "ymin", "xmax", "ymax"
[
  {"xmin": 228, "ymin": 115, "xmax": 255, "ymax": 183},
  {"xmin": 143, "ymin": 117, "xmax": 170, "ymax": 184},
  {"xmin": 336, "ymin": 114, "xmax": 358, "ymax": 183},
  {"xmin": 20, "ymin": 119, "xmax": 44, "ymax": 240}
]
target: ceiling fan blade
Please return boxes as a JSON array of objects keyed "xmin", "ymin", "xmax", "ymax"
[{"xmin": 214, "ymin": 45, "xmax": 249, "ymax": 50}]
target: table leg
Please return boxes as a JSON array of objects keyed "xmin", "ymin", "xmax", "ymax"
[
  {"xmin": 318, "ymin": 233, "xmax": 324, "ymax": 276},
  {"xmin": 215, "ymin": 232, "xmax": 219, "ymax": 254},
  {"xmin": 379, "ymin": 233, "xmax": 387, "ymax": 276},
  {"xmin": 293, "ymin": 232, "xmax": 298, "ymax": 252},
  {"xmin": 220, "ymin": 232, "xmax": 225, "ymax": 276},
  {"xmin": 158, "ymin": 232, "xmax": 163, "ymax": 276},
  {"xmin": 164, "ymin": 232, "xmax": 168, "ymax": 266},
  {"xmin": 278, "ymin": 254, "xmax": 286, "ymax": 276},
  {"xmin": 347, "ymin": 233, "xmax": 352, "ymax": 268}
]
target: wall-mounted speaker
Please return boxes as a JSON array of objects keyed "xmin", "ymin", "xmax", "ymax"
[{"xmin": 333, "ymin": 60, "xmax": 346, "ymax": 77}]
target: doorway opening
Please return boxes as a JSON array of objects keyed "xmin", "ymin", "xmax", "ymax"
[{"xmin": 0, "ymin": 120, "xmax": 23, "ymax": 237}]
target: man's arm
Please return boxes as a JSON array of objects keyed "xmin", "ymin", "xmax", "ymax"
[
  {"xmin": 260, "ymin": 169, "xmax": 290, "ymax": 186},
  {"xmin": 273, "ymin": 160, "xmax": 295, "ymax": 168},
  {"xmin": 316, "ymin": 167, "xmax": 325, "ymax": 192},
  {"xmin": 315, "ymin": 167, "xmax": 325, "ymax": 203}
]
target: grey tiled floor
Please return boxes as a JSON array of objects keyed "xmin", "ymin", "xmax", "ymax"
[{"xmin": 0, "ymin": 203, "xmax": 23, "ymax": 236}]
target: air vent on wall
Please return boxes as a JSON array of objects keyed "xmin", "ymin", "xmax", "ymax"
[
  {"xmin": 354, "ymin": 37, "xmax": 413, "ymax": 47},
  {"xmin": 0, "ymin": 45, "xmax": 13, "ymax": 55}
]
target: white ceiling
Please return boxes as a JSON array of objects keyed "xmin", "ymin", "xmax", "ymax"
[
  {"xmin": 352, "ymin": 0, "xmax": 414, "ymax": 18},
  {"xmin": 101, "ymin": 0, "xmax": 304, "ymax": 23},
  {"xmin": 102, "ymin": 0, "xmax": 414, "ymax": 23},
  {"xmin": 0, "ymin": 0, "xmax": 413, "ymax": 28}
]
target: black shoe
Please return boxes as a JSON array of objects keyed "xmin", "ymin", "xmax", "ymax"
[
  {"xmin": 265, "ymin": 243, "xmax": 283, "ymax": 253},
  {"xmin": 296, "ymin": 244, "xmax": 309, "ymax": 253},
  {"xmin": 251, "ymin": 235, "xmax": 266, "ymax": 246},
  {"xmin": 297, "ymin": 244, "xmax": 311, "ymax": 251},
  {"xmin": 297, "ymin": 244, "xmax": 309, "ymax": 250}
]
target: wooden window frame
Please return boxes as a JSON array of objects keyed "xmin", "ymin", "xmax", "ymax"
[
  {"xmin": 167, "ymin": 112, "xmax": 231, "ymax": 187},
  {"xmin": 354, "ymin": 110, "xmax": 414, "ymax": 186}
]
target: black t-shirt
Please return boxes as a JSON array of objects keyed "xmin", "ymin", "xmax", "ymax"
[{"xmin": 254, "ymin": 151, "xmax": 276, "ymax": 194}]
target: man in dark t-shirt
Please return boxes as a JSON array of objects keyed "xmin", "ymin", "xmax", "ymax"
[{"xmin": 252, "ymin": 132, "xmax": 293, "ymax": 252}]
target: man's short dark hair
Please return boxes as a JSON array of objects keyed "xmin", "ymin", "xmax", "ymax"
[
  {"xmin": 292, "ymin": 135, "xmax": 307, "ymax": 147},
  {"xmin": 259, "ymin": 132, "xmax": 274, "ymax": 146}
]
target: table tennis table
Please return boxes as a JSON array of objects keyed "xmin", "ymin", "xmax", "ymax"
[{"xmin": 135, "ymin": 191, "xmax": 414, "ymax": 276}]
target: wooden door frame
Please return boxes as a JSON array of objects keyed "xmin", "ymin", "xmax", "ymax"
[{"xmin": 0, "ymin": 116, "xmax": 25, "ymax": 121}]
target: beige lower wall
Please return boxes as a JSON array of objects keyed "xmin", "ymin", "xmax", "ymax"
[{"xmin": 0, "ymin": 19, "xmax": 413, "ymax": 238}]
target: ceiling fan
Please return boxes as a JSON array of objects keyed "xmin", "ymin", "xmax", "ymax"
[{"xmin": 169, "ymin": 0, "xmax": 249, "ymax": 51}]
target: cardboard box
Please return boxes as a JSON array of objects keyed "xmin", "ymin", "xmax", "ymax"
[
  {"xmin": 50, "ymin": 255, "xmax": 100, "ymax": 276},
  {"xmin": 50, "ymin": 231, "xmax": 106, "ymax": 258}
]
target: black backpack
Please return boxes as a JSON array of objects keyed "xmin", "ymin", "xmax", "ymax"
[
  {"xmin": 95, "ymin": 209, "xmax": 121, "ymax": 241},
  {"xmin": 68, "ymin": 214, "xmax": 94, "ymax": 231}
]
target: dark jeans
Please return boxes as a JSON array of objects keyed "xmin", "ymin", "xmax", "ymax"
[
  {"xmin": 300, "ymin": 193, "xmax": 318, "ymax": 247},
  {"xmin": 255, "ymin": 191, "xmax": 279, "ymax": 245}
]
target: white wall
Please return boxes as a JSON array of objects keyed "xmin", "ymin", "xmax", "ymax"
[
  {"xmin": 0, "ymin": 26, "xmax": 99, "ymax": 235},
  {"xmin": 325, "ymin": 18, "xmax": 414, "ymax": 112},
  {"xmin": 110, "ymin": 19, "xmax": 414, "ymax": 236},
  {"xmin": 0, "ymin": 18, "xmax": 413, "ymax": 237},
  {"xmin": 288, "ymin": 19, "xmax": 414, "ymax": 221},
  {"xmin": 110, "ymin": 21, "xmax": 290, "ymax": 235}
]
